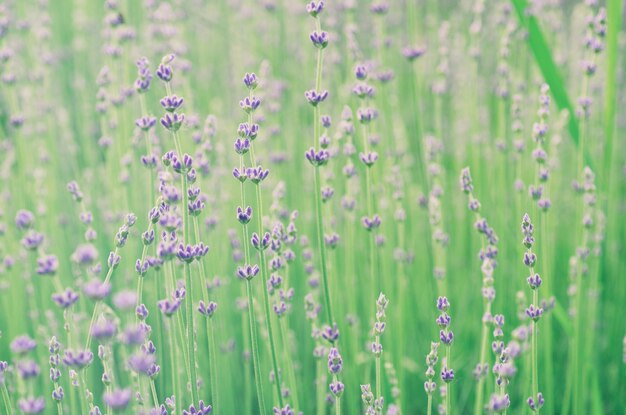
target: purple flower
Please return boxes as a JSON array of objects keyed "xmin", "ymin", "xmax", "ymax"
[
  {"xmin": 52, "ymin": 387, "xmax": 64, "ymax": 401},
  {"xmin": 441, "ymin": 366, "xmax": 454, "ymax": 383},
  {"xmin": 83, "ymin": 279, "xmax": 112, "ymax": 300},
  {"xmin": 487, "ymin": 393, "xmax": 510, "ymax": 412},
  {"xmin": 525, "ymin": 304, "xmax": 543, "ymax": 322},
  {"xmin": 233, "ymin": 166, "xmax": 248, "ymax": 183},
  {"xmin": 437, "ymin": 296, "xmax": 449, "ymax": 312},
  {"xmin": 273, "ymin": 404, "xmax": 295, "ymax": 415},
  {"xmin": 160, "ymin": 112, "xmax": 185, "ymax": 132},
  {"xmin": 305, "ymin": 148, "xmax": 329, "ymax": 166},
  {"xmin": 304, "ymin": 89, "xmax": 329, "ymax": 106},
  {"xmin": 156, "ymin": 54, "xmax": 175, "ymax": 82},
  {"xmin": 402, "ymin": 46, "xmax": 426, "ymax": 62},
  {"xmin": 359, "ymin": 151, "xmax": 378, "ymax": 167},
  {"xmin": 361, "ymin": 215, "xmax": 381, "ymax": 231},
  {"xmin": 251, "ymin": 232, "xmax": 271, "ymax": 251},
  {"xmin": 527, "ymin": 392, "xmax": 544, "ymax": 412},
  {"xmin": 177, "ymin": 243, "xmax": 196, "ymax": 263},
  {"xmin": 72, "ymin": 244, "xmax": 99, "ymax": 265},
  {"xmin": 63, "ymin": 350, "xmax": 94, "ymax": 369},
  {"xmin": 356, "ymin": 107, "xmax": 377, "ymax": 124},
  {"xmin": 119, "ymin": 324, "xmax": 147, "ymax": 346},
  {"xmin": 15, "ymin": 209, "xmax": 35, "ymax": 229},
  {"xmin": 306, "ymin": 1, "xmax": 324, "ymax": 17},
  {"xmin": 234, "ymin": 138, "xmax": 250, "ymax": 155},
  {"xmin": 327, "ymin": 347, "xmax": 343, "ymax": 374},
  {"xmin": 352, "ymin": 83, "xmax": 375, "ymax": 99},
  {"xmin": 11, "ymin": 335, "xmax": 36, "ymax": 354},
  {"xmin": 243, "ymin": 72, "xmax": 258, "ymax": 90},
  {"xmin": 135, "ymin": 305, "xmax": 149, "ymax": 321},
  {"xmin": 160, "ymin": 95, "xmax": 184, "ymax": 112},
  {"xmin": 329, "ymin": 380, "xmax": 344, "ymax": 397},
  {"xmin": 158, "ymin": 288, "xmax": 186, "ymax": 317},
  {"xmin": 128, "ymin": 351, "xmax": 156, "ymax": 375},
  {"xmin": 237, "ymin": 206, "xmax": 253, "ymax": 224},
  {"xmin": 198, "ymin": 300, "xmax": 217, "ymax": 317},
  {"xmin": 309, "ymin": 31, "xmax": 329, "ymax": 48},
  {"xmin": 246, "ymin": 166, "xmax": 270, "ymax": 184},
  {"xmin": 17, "ymin": 360, "xmax": 40, "ymax": 379},
  {"xmin": 103, "ymin": 388, "xmax": 132, "ymax": 410},
  {"xmin": 322, "ymin": 323, "xmax": 340, "ymax": 343},
  {"xmin": 182, "ymin": 400, "xmax": 212, "ymax": 415},
  {"xmin": 459, "ymin": 167, "xmax": 473, "ymax": 193},
  {"xmin": 21, "ymin": 231, "xmax": 44, "ymax": 250},
  {"xmin": 439, "ymin": 330, "xmax": 454, "ymax": 345},
  {"xmin": 237, "ymin": 122, "xmax": 259, "ymax": 139},
  {"xmin": 18, "ymin": 397, "xmax": 45, "ymax": 414},
  {"xmin": 52, "ymin": 289, "xmax": 79, "ymax": 309},
  {"xmin": 237, "ymin": 264, "xmax": 260, "ymax": 280},
  {"xmin": 527, "ymin": 273, "xmax": 542, "ymax": 289},
  {"xmin": 91, "ymin": 319, "xmax": 118, "ymax": 341},
  {"xmin": 239, "ymin": 96, "xmax": 261, "ymax": 113},
  {"xmin": 113, "ymin": 290, "xmax": 137, "ymax": 310}
]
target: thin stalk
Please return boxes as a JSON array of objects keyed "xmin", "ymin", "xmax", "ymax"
[
  {"xmin": 253, "ymin": 182, "xmax": 284, "ymax": 408},
  {"xmin": 279, "ymin": 317, "xmax": 300, "ymax": 411},
  {"xmin": 245, "ymin": 279, "xmax": 267, "ymax": 414},
  {"xmin": 1, "ymin": 383, "xmax": 13, "ymax": 415},
  {"xmin": 172, "ymin": 127, "xmax": 199, "ymax": 404},
  {"xmin": 446, "ymin": 346, "xmax": 451, "ymax": 415},
  {"xmin": 247, "ymin": 89, "xmax": 284, "ymax": 408},
  {"xmin": 193, "ymin": 216, "xmax": 219, "ymax": 413},
  {"xmin": 237, "ymin": 145, "xmax": 266, "ymax": 414},
  {"xmin": 375, "ymin": 333, "xmax": 382, "ymax": 413},
  {"xmin": 85, "ymin": 247, "xmax": 120, "ymax": 350},
  {"xmin": 310, "ymin": 14, "xmax": 335, "ymax": 327}
]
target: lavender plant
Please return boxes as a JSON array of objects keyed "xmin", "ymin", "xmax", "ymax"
[{"xmin": 0, "ymin": 1, "xmax": 622, "ymax": 414}]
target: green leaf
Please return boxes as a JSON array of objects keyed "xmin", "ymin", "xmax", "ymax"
[
  {"xmin": 510, "ymin": 0, "xmax": 580, "ymax": 146},
  {"xmin": 602, "ymin": 0, "xmax": 623, "ymax": 190}
]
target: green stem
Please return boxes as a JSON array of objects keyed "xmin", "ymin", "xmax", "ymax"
[
  {"xmin": 246, "ymin": 279, "xmax": 267, "ymax": 414},
  {"xmin": 85, "ymin": 247, "xmax": 120, "ymax": 350},
  {"xmin": 1, "ymin": 383, "xmax": 13, "ymax": 415},
  {"xmin": 171, "ymin": 126, "xmax": 199, "ymax": 404}
]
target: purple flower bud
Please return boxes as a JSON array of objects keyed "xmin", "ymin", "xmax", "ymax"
[
  {"xmin": 361, "ymin": 214, "xmax": 381, "ymax": 231},
  {"xmin": 15, "ymin": 209, "xmax": 35, "ymax": 229},
  {"xmin": 243, "ymin": 72, "xmax": 258, "ymax": 90},
  {"xmin": 246, "ymin": 166, "xmax": 270, "ymax": 184},
  {"xmin": 182, "ymin": 400, "xmax": 212, "ymax": 415},
  {"xmin": 18, "ymin": 397, "xmax": 45, "ymax": 414},
  {"xmin": 306, "ymin": 1, "xmax": 324, "ymax": 17},
  {"xmin": 136, "ymin": 116, "xmax": 157, "ymax": 131},
  {"xmin": 322, "ymin": 323, "xmax": 340, "ymax": 343},
  {"xmin": 525, "ymin": 304, "xmax": 543, "ymax": 321},
  {"xmin": 103, "ymin": 389, "xmax": 132, "ymax": 411},
  {"xmin": 63, "ymin": 350, "xmax": 94, "ymax": 369},
  {"xmin": 198, "ymin": 300, "xmax": 217, "ymax": 317},
  {"xmin": 52, "ymin": 289, "xmax": 79, "ymax": 309},
  {"xmin": 309, "ymin": 31, "xmax": 329, "ymax": 48},
  {"xmin": 329, "ymin": 379, "xmax": 344, "ymax": 397},
  {"xmin": 441, "ymin": 366, "xmax": 454, "ymax": 383},
  {"xmin": 403, "ymin": 45, "xmax": 427, "ymax": 61},
  {"xmin": 160, "ymin": 95, "xmax": 184, "ymax": 112},
  {"xmin": 237, "ymin": 264, "xmax": 260, "ymax": 280},
  {"xmin": 239, "ymin": 96, "xmax": 261, "ymax": 113},
  {"xmin": 527, "ymin": 273, "xmax": 542, "ymax": 289},
  {"xmin": 304, "ymin": 89, "xmax": 329, "ymax": 106},
  {"xmin": 160, "ymin": 112, "xmax": 185, "ymax": 132},
  {"xmin": 359, "ymin": 151, "xmax": 378, "ymax": 167},
  {"xmin": 527, "ymin": 392, "xmax": 544, "ymax": 411}
]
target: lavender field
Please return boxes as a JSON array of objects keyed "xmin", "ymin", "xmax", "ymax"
[{"xmin": 0, "ymin": 0, "xmax": 624, "ymax": 414}]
